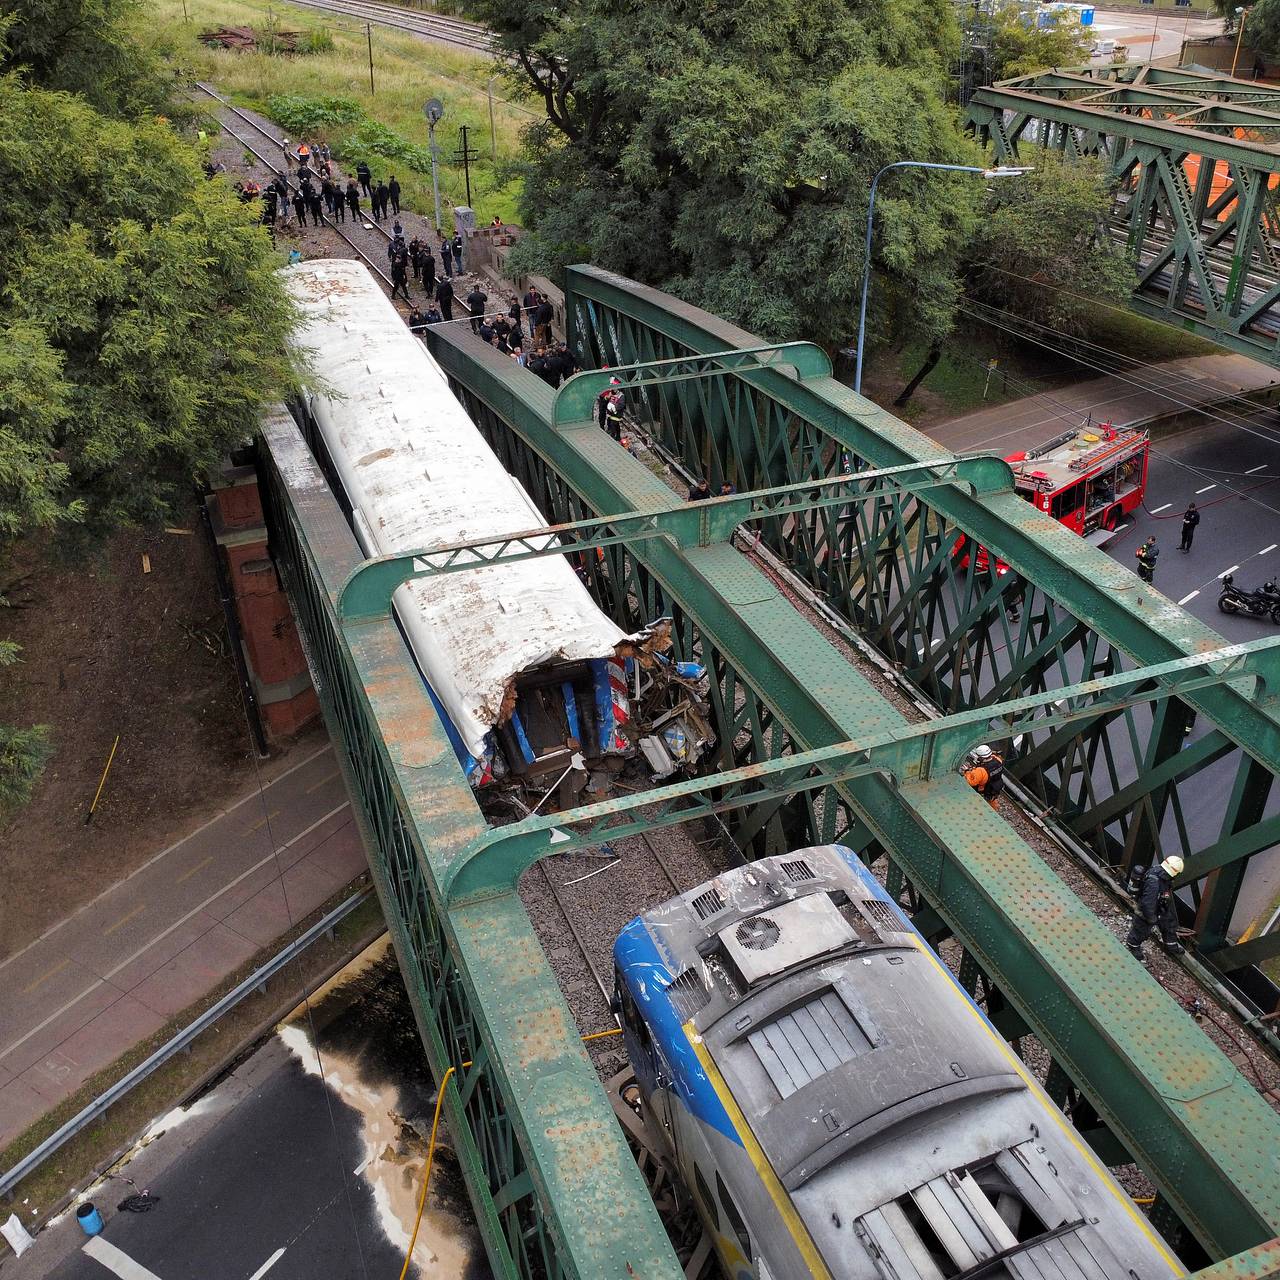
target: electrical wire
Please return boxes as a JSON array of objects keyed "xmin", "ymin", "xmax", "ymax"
[
  {"xmin": 959, "ymin": 301, "xmax": 1280, "ymax": 522},
  {"xmin": 961, "ymin": 299, "xmax": 1280, "ymax": 443}
]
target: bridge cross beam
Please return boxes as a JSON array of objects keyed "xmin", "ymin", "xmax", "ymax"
[{"xmin": 440, "ymin": 636, "xmax": 1280, "ymax": 905}]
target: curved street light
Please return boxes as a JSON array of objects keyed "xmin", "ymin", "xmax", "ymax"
[{"xmin": 853, "ymin": 161, "xmax": 1033, "ymax": 396}]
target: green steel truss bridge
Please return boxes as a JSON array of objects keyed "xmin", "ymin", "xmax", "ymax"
[
  {"xmin": 968, "ymin": 65, "xmax": 1280, "ymax": 362},
  {"xmin": 259, "ymin": 269, "xmax": 1280, "ymax": 1280}
]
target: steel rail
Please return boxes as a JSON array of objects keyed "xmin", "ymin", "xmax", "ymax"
[
  {"xmin": 280, "ymin": 0, "xmax": 492, "ymax": 51},
  {"xmin": 194, "ymin": 84, "xmax": 397, "ymax": 283},
  {"xmin": 0, "ymin": 889, "xmax": 372, "ymax": 1200}
]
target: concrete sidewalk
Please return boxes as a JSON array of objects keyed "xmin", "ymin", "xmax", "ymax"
[
  {"xmin": 928, "ymin": 353, "xmax": 1280, "ymax": 455},
  {"xmin": 0, "ymin": 741, "xmax": 365, "ymax": 1149}
]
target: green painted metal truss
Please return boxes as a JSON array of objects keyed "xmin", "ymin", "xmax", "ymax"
[
  {"xmin": 258, "ymin": 264, "xmax": 1280, "ymax": 1280},
  {"xmin": 968, "ymin": 65, "xmax": 1280, "ymax": 361},
  {"xmin": 424, "ymin": 265, "xmax": 1280, "ymax": 1263}
]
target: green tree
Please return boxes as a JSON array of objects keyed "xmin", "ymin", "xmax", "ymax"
[
  {"xmin": 964, "ymin": 152, "xmax": 1131, "ymax": 335},
  {"xmin": 476, "ymin": 0, "xmax": 982, "ymax": 357},
  {"xmin": 0, "ymin": 14, "xmax": 298, "ymax": 809},
  {"xmin": 0, "ymin": 78, "xmax": 297, "ymax": 531},
  {"xmin": 0, "ymin": 0, "xmax": 169, "ymax": 116},
  {"xmin": 990, "ymin": 4, "xmax": 1094, "ymax": 81},
  {"xmin": 1242, "ymin": 0, "xmax": 1280, "ymax": 61}
]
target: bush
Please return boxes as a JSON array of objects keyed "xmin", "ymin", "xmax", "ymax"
[
  {"xmin": 0, "ymin": 722, "xmax": 52, "ymax": 811},
  {"xmin": 342, "ymin": 120, "xmax": 433, "ymax": 172},
  {"xmin": 266, "ymin": 93, "xmax": 364, "ymax": 136},
  {"xmin": 297, "ymin": 27, "xmax": 335, "ymax": 54}
]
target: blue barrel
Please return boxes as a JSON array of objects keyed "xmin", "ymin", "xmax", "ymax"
[{"xmin": 76, "ymin": 1203, "xmax": 103, "ymax": 1236}]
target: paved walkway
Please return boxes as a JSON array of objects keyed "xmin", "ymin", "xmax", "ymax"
[
  {"xmin": 928, "ymin": 353, "xmax": 1280, "ymax": 455},
  {"xmin": 0, "ymin": 742, "xmax": 363, "ymax": 1149}
]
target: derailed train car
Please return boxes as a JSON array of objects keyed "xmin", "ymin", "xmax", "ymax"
[
  {"xmin": 614, "ymin": 846, "xmax": 1184, "ymax": 1280},
  {"xmin": 283, "ymin": 259, "xmax": 710, "ymax": 796}
]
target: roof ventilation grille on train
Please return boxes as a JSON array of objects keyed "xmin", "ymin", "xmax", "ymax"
[
  {"xmin": 736, "ymin": 916, "xmax": 782, "ymax": 951},
  {"xmin": 779, "ymin": 858, "xmax": 815, "ymax": 883},
  {"xmin": 691, "ymin": 887, "xmax": 727, "ymax": 920},
  {"xmin": 860, "ymin": 899, "xmax": 907, "ymax": 936},
  {"xmin": 666, "ymin": 968, "xmax": 711, "ymax": 1021}
]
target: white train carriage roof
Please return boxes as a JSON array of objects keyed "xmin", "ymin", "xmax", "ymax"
[{"xmin": 284, "ymin": 259, "xmax": 626, "ymax": 760}]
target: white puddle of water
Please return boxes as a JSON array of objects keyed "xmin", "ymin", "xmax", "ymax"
[{"xmin": 277, "ymin": 1021, "xmax": 473, "ymax": 1276}]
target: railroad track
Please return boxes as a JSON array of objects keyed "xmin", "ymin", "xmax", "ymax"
[
  {"xmin": 535, "ymin": 829, "xmax": 684, "ymax": 1006},
  {"xmin": 194, "ymin": 82, "xmax": 399, "ymax": 286},
  {"xmin": 276, "ymin": 0, "xmax": 492, "ymax": 52}
]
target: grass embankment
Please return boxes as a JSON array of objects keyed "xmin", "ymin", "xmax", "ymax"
[
  {"xmin": 144, "ymin": 0, "xmax": 532, "ymax": 226},
  {"xmin": 885, "ymin": 306, "xmax": 1217, "ymax": 422}
]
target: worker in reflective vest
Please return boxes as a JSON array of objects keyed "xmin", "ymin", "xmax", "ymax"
[{"xmin": 963, "ymin": 745, "xmax": 1004, "ymax": 810}]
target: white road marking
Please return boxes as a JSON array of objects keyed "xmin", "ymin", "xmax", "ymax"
[
  {"xmin": 1219, "ymin": 566, "xmax": 1241, "ymax": 578},
  {"xmin": 1247, "ymin": 464, "xmax": 1269, "ymax": 474},
  {"xmin": 248, "ymin": 1249, "xmax": 286, "ymax": 1280},
  {"xmin": 1195, "ymin": 484, "xmax": 1217, "ymax": 494},
  {"xmin": 82, "ymin": 1236, "xmax": 164, "ymax": 1279},
  {"xmin": 1149, "ymin": 503, "xmax": 1172, "ymax": 513},
  {"xmin": 0, "ymin": 802, "xmax": 352, "ymax": 1062},
  {"xmin": 1262, "ymin": 545, "xmax": 1278, "ymax": 556},
  {"xmin": 1179, "ymin": 591, "xmax": 1201, "ymax": 605}
]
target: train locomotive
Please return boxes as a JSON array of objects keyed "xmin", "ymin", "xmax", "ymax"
[
  {"xmin": 614, "ymin": 846, "xmax": 1183, "ymax": 1280},
  {"xmin": 282, "ymin": 259, "xmax": 710, "ymax": 795}
]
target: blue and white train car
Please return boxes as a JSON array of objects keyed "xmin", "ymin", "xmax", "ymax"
[
  {"xmin": 284, "ymin": 258, "xmax": 636, "ymax": 786},
  {"xmin": 614, "ymin": 846, "xmax": 1184, "ymax": 1280}
]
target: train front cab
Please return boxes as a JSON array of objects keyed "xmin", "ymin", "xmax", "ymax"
[{"xmin": 613, "ymin": 955, "xmax": 765, "ymax": 1280}]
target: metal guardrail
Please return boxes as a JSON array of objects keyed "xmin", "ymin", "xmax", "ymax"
[{"xmin": 0, "ymin": 888, "xmax": 373, "ymax": 1199}]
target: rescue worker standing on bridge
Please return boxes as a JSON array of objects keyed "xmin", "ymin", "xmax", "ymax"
[
  {"xmin": 1125, "ymin": 856, "xmax": 1186, "ymax": 961},
  {"xmin": 963, "ymin": 744, "xmax": 1004, "ymax": 810}
]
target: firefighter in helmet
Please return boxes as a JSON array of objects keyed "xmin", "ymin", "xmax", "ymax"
[{"xmin": 963, "ymin": 744, "xmax": 1005, "ymax": 810}]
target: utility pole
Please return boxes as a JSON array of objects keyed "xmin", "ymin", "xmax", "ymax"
[
  {"xmin": 453, "ymin": 123, "xmax": 479, "ymax": 210},
  {"xmin": 423, "ymin": 98, "xmax": 444, "ymax": 230},
  {"xmin": 487, "ymin": 77, "xmax": 497, "ymax": 158},
  {"xmin": 366, "ymin": 22, "xmax": 375, "ymax": 96}
]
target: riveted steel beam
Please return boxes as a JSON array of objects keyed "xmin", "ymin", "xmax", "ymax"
[
  {"xmin": 442, "ymin": 635, "xmax": 1280, "ymax": 905},
  {"xmin": 335, "ymin": 456, "xmax": 1011, "ymax": 621},
  {"xmin": 258, "ymin": 409, "xmax": 682, "ymax": 1280},
  {"xmin": 427, "ymin": 300, "xmax": 1280, "ymax": 1258},
  {"xmin": 551, "ymin": 341, "xmax": 831, "ymax": 423},
  {"xmin": 967, "ymin": 67, "xmax": 1280, "ymax": 358}
]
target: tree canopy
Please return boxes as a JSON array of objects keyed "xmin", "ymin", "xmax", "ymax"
[
  {"xmin": 476, "ymin": 0, "xmax": 983, "ymax": 354},
  {"xmin": 990, "ymin": 4, "xmax": 1094, "ymax": 80},
  {"xmin": 965, "ymin": 152, "xmax": 1131, "ymax": 335},
  {"xmin": 0, "ymin": 0, "xmax": 297, "ymax": 808},
  {"xmin": 1243, "ymin": 0, "xmax": 1280, "ymax": 61}
]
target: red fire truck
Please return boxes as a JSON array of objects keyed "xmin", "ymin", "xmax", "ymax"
[{"xmin": 955, "ymin": 423, "xmax": 1150, "ymax": 576}]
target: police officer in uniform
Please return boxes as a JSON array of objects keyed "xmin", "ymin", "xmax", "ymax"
[
  {"xmin": 1125, "ymin": 856, "xmax": 1186, "ymax": 961},
  {"xmin": 963, "ymin": 744, "xmax": 1004, "ymax": 810}
]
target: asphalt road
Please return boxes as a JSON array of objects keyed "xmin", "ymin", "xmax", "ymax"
[
  {"xmin": 8, "ymin": 941, "xmax": 488, "ymax": 1280},
  {"xmin": 0, "ymin": 743, "xmax": 362, "ymax": 1149},
  {"xmin": 1108, "ymin": 416, "xmax": 1280, "ymax": 633},
  {"xmin": 928, "ymin": 390, "xmax": 1280, "ymax": 938}
]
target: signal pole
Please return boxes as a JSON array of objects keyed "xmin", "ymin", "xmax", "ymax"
[{"xmin": 453, "ymin": 124, "xmax": 479, "ymax": 209}]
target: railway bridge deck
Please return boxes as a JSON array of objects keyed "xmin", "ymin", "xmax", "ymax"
[{"xmin": 260, "ymin": 267, "xmax": 1280, "ymax": 1280}]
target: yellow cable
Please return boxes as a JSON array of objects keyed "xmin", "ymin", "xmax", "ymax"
[
  {"xmin": 399, "ymin": 1065, "xmax": 456, "ymax": 1280},
  {"xmin": 398, "ymin": 1029, "xmax": 623, "ymax": 1276},
  {"xmin": 86, "ymin": 734, "xmax": 120, "ymax": 823}
]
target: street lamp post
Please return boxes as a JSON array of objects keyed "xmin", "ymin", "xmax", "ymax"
[
  {"xmin": 1231, "ymin": 5, "xmax": 1250, "ymax": 77},
  {"xmin": 853, "ymin": 161, "xmax": 1031, "ymax": 396}
]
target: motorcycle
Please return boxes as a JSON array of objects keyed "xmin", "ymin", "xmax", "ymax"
[{"xmin": 1218, "ymin": 574, "xmax": 1280, "ymax": 622}]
